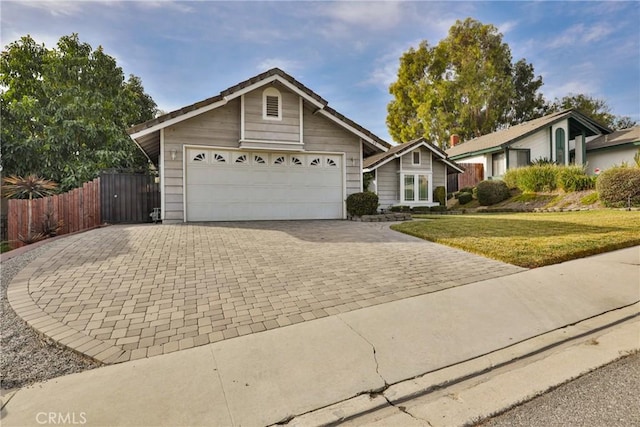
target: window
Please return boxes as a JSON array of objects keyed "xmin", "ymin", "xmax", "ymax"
[
  {"xmin": 273, "ymin": 155, "xmax": 286, "ymax": 165},
  {"xmin": 412, "ymin": 151, "xmax": 421, "ymax": 165},
  {"xmin": 310, "ymin": 157, "xmax": 321, "ymax": 166},
  {"xmin": 192, "ymin": 152, "xmax": 206, "ymax": 162},
  {"xmin": 254, "ymin": 155, "xmax": 266, "ymax": 164},
  {"xmin": 492, "ymin": 152, "xmax": 505, "ymax": 177},
  {"xmin": 262, "ymin": 87, "xmax": 282, "ymax": 120},
  {"xmin": 213, "ymin": 153, "xmax": 227, "ymax": 163},
  {"xmin": 512, "ymin": 150, "xmax": 530, "ymax": 168},
  {"xmin": 291, "ymin": 156, "xmax": 302, "ymax": 165},
  {"xmin": 234, "ymin": 154, "xmax": 248, "ymax": 164},
  {"xmin": 555, "ymin": 128, "xmax": 566, "ymax": 165},
  {"xmin": 404, "ymin": 175, "xmax": 415, "ymax": 201},
  {"xmin": 326, "ymin": 158, "xmax": 337, "ymax": 167},
  {"xmin": 418, "ymin": 175, "xmax": 429, "ymax": 201},
  {"xmin": 402, "ymin": 173, "xmax": 432, "ymax": 204}
]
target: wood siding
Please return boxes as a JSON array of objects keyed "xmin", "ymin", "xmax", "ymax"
[
  {"xmin": 162, "ymin": 99, "xmax": 241, "ymax": 221},
  {"xmin": 100, "ymin": 172, "xmax": 160, "ymax": 223},
  {"xmin": 400, "ymin": 147, "xmax": 432, "ymax": 172},
  {"xmin": 377, "ymin": 159, "xmax": 399, "ymax": 209},
  {"xmin": 303, "ymin": 107, "xmax": 361, "ymax": 197},
  {"xmin": 244, "ymin": 83, "xmax": 300, "ymax": 142},
  {"xmin": 432, "ymin": 160, "xmax": 446, "ymax": 189},
  {"xmin": 161, "ymin": 93, "xmax": 363, "ymax": 222}
]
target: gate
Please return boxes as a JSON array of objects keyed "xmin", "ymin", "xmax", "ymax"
[{"xmin": 100, "ymin": 172, "xmax": 160, "ymax": 223}]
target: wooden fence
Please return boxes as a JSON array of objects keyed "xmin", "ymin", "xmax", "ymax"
[
  {"xmin": 457, "ymin": 163, "xmax": 484, "ymax": 189},
  {"xmin": 7, "ymin": 178, "xmax": 101, "ymax": 249}
]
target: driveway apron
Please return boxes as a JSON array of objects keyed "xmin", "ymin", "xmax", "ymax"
[{"xmin": 7, "ymin": 221, "xmax": 524, "ymax": 364}]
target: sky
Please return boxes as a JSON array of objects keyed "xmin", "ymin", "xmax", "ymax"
[{"xmin": 2, "ymin": 0, "xmax": 639, "ymax": 144}]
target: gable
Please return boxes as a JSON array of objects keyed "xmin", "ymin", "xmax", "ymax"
[{"xmin": 128, "ymin": 68, "xmax": 390, "ymax": 164}]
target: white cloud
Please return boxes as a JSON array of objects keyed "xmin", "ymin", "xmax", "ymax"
[
  {"xmin": 16, "ymin": 1, "xmax": 86, "ymax": 17},
  {"xmin": 497, "ymin": 20, "xmax": 518, "ymax": 35},
  {"xmin": 135, "ymin": 1, "xmax": 194, "ymax": 14},
  {"xmin": 547, "ymin": 23, "xmax": 613, "ymax": 49},
  {"xmin": 322, "ymin": 1, "xmax": 406, "ymax": 30}
]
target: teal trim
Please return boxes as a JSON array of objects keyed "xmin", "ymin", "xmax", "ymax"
[
  {"xmin": 450, "ymin": 146, "xmax": 502, "ymax": 160},
  {"xmin": 505, "ymin": 147, "xmax": 510, "ymax": 169},
  {"xmin": 549, "ymin": 127, "xmax": 553, "ymax": 161},
  {"xmin": 587, "ymin": 141, "xmax": 639, "ymax": 153},
  {"xmin": 581, "ymin": 130, "xmax": 587, "ymax": 166}
]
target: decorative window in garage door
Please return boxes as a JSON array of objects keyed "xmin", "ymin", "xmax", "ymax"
[
  {"xmin": 234, "ymin": 153, "xmax": 248, "ymax": 164},
  {"xmin": 213, "ymin": 152, "xmax": 228, "ymax": 163},
  {"xmin": 326, "ymin": 157, "xmax": 338, "ymax": 167},
  {"xmin": 273, "ymin": 155, "xmax": 286, "ymax": 165},
  {"xmin": 253, "ymin": 154, "xmax": 266, "ymax": 164},
  {"xmin": 190, "ymin": 152, "xmax": 207, "ymax": 163},
  {"xmin": 291, "ymin": 156, "xmax": 303, "ymax": 166},
  {"xmin": 309, "ymin": 157, "xmax": 321, "ymax": 166}
]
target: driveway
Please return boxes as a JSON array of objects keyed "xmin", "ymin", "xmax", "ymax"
[{"xmin": 8, "ymin": 221, "xmax": 524, "ymax": 364}]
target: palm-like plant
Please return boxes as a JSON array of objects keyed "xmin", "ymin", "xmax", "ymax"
[{"xmin": 2, "ymin": 175, "xmax": 59, "ymax": 241}]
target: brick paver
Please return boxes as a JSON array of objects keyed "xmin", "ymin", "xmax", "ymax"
[{"xmin": 7, "ymin": 221, "xmax": 524, "ymax": 363}]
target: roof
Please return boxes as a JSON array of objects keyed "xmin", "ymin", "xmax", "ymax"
[
  {"xmin": 128, "ymin": 68, "xmax": 391, "ymax": 164},
  {"xmin": 586, "ymin": 126, "xmax": 640, "ymax": 151},
  {"xmin": 446, "ymin": 109, "xmax": 611, "ymax": 159},
  {"xmin": 363, "ymin": 137, "xmax": 464, "ymax": 173}
]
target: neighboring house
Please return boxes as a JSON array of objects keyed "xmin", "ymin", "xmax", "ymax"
[
  {"xmin": 445, "ymin": 109, "xmax": 611, "ymax": 179},
  {"xmin": 582, "ymin": 126, "xmax": 640, "ymax": 174},
  {"xmin": 363, "ymin": 137, "xmax": 464, "ymax": 210},
  {"xmin": 128, "ymin": 68, "xmax": 391, "ymax": 222}
]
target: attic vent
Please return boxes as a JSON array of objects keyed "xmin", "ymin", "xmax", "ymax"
[
  {"xmin": 266, "ymin": 96, "xmax": 279, "ymax": 117},
  {"xmin": 262, "ymin": 87, "xmax": 282, "ymax": 120}
]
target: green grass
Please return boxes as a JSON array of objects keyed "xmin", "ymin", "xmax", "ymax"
[
  {"xmin": 0, "ymin": 241, "xmax": 11, "ymax": 254},
  {"xmin": 392, "ymin": 210, "xmax": 640, "ymax": 268},
  {"xmin": 580, "ymin": 192, "xmax": 599, "ymax": 205}
]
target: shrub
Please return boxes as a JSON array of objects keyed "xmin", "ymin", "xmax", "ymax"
[
  {"xmin": 430, "ymin": 205, "xmax": 447, "ymax": 212},
  {"xmin": 596, "ymin": 166, "xmax": 640, "ymax": 207},
  {"xmin": 503, "ymin": 168, "xmax": 521, "ymax": 189},
  {"xmin": 346, "ymin": 191, "xmax": 379, "ymax": 216},
  {"xmin": 411, "ymin": 206, "xmax": 431, "ymax": 213},
  {"xmin": 433, "ymin": 186, "xmax": 446, "ymax": 206},
  {"xmin": 390, "ymin": 205, "xmax": 411, "ymax": 212},
  {"xmin": 516, "ymin": 164, "xmax": 559, "ymax": 192},
  {"xmin": 458, "ymin": 192, "xmax": 473, "ymax": 205},
  {"xmin": 459, "ymin": 186, "xmax": 475, "ymax": 194},
  {"xmin": 557, "ymin": 166, "xmax": 594, "ymax": 192},
  {"xmin": 476, "ymin": 180, "xmax": 511, "ymax": 206}
]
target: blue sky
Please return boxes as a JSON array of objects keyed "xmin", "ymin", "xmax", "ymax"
[{"xmin": 2, "ymin": 1, "xmax": 639, "ymax": 143}]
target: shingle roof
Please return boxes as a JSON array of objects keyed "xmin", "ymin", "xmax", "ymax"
[
  {"xmin": 445, "ymin": 109, "xmax": 611, "ymax": 159},
  {"xmin": 363, "ymin": 137, "xmax": 463, "ymax": 173},
  {"xmin": 586, "ymin": 126, "xmax": 640, "ymax": 151},
  {"xmin": 127, "ymin": 68, "xmax": 391, "ymax": 164}
]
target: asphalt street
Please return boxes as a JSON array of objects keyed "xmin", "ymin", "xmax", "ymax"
[{"xmin": 478, "ymin": 352, "xmax": 640, "ymax": 427}]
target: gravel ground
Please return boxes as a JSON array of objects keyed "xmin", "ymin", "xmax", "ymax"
[
  {"xmin": 1, "ymin": 242, "xmax": 100, "ymax": 391},
  {"xmin": 478, "ymin": 352, "xmax": 640, "ymax": 427}
]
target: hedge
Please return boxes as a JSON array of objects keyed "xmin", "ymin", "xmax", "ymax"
[
  {"xmin": 557, "ymin": 166, "xmax": 595, "ymax": 192},
  {"xmin": 433, "ymin": 186, "xmax": 446, "ymax": 206},
  {"xmin": 596, "ymin": 166, "xmax": 640, "ymax": 207},
  {"xmin": 476, "ymin": 180, "xmax": 511, "ymax": 206},
  {"xmin": 346, "ymin": 191, "xmax": 379, "ymax": 216},
  {"xmin": 458, "ymin": 192, "xmax": 473, "ymax": 204}
]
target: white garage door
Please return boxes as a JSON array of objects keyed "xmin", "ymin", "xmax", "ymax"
[{"xmin": 185, "ymin": 148, "xmax": 344, "ymax": 221}]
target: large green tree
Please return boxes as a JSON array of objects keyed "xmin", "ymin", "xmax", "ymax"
[
  {"xmin": 1, "ymin": 34, "xmax": 157, "ymax": 190},
  {"xmin": 547, "ymin": 94, "xmax": 636, "ymax": 130},
  {"xmin": 387, "ymin": 18, "xmax": 546, "ymax": 148}
]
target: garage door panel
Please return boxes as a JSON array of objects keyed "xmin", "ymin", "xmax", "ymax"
[{"xmin": 186, "ymin": 149, "xmax": 344, "ymax": 221}]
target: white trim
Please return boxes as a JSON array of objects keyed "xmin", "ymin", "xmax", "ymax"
[
  {"xmin": 159, "ymin": 129, "xmax": 165, "ymax": 220},
  {"xmin": 342, "ymin": 152, "xmax": 347, "ymax": 219},
  {"xmin": 299, "ymin": 97, "xmax": 304, "ymax": 144},
  {"xmin": 182, "ymin": 144, "xmax": 346, "ymax": 157},
  {"xmin": 359, "ymin": 138, "xmax": 364, "ymax": 192},
  {"xmin": 412, "ymin": 150, "xmax": 421, "ymax": 165},
  {"xmin": 366, "ymin": 140, "xmax": 449, "ymax": 171},
  {"xmin": 129, "ymin": 99, "xmax": 228, "ymax": 139},
  {"xmin": 400, "ymin": 172, "xmax": 433, "ymax": 205},
  {"xmin": 317, "ymin": 109, "xmax": 388, "ymax": 152},
  {"xmin": 228, "ymin": 75, "xmax": 325, "ymax": 110},
  {"xmin": 240, "ymin": 94, "xmax": 245, "ymax": 140},
  {"xmin": 262, "ymin": 87, "xmax": 282, "ymax": 121},
  {"xmin": 182, "ymin": 144, "xmax": 187, "ymax": 223}
]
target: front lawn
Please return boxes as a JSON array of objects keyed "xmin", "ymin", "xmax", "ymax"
[{"xmin": 391, "ymin": 210, "xmax": 640, "ymax": 268}]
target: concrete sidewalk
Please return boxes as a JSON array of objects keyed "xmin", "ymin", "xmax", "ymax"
[{"xmin": 2, "ymin": 247, "xmax": 638, "ymax": 427}]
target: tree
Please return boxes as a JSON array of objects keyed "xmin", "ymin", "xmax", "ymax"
[
  {"xmin": 387, "ymin": 18, "xmax": 546, "ymax": 148},
  {"xmin": 1, "ymin": 34, "xmax": 157, "ymax": 190},
  {"xmin": 547, "ymin": 94, "xmax": 637, "ymax": 130}
]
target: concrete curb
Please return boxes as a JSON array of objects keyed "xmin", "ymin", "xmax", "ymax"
[{"xmin": 283, "ymin": 303, "xmax": 640, "ymax": 426}]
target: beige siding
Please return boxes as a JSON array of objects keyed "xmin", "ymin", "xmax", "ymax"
[
  {"xmin": 162, "ymin": 99, "xmax": 241, "ymax": 221},
  {"xmin": 377, "ymin": 159, "xmax": 399, "ymax": 209},
  {"xmin": 303, "ymin": 108, "xmax": 361, "ymax": 196},
  {"xmin": 244, "ymin": 83, "xmax": 300, "ymax": 142},
  {"xmin": 433, "ymin": 160, "xmax": 446, "ymax": 192}
]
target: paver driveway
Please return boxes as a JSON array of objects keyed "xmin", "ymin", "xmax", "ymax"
[{"xmin": 8, "ymin": 221, "xmax": 524, "ymax": 364}]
